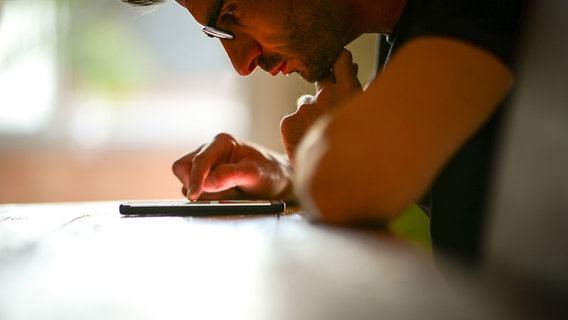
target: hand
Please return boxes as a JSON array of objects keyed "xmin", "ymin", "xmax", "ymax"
[
  {"xmin": 172, "ymin": 133, "xmax": 294, "ymax": 201},
  {"xmin": 280, "ymin": 49, "xmax": 363, "ymax": 164}
]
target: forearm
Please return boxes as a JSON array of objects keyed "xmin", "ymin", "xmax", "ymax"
[{"xmin": 295, "ymin": 37, "xmax": 514, "ymax": 224}]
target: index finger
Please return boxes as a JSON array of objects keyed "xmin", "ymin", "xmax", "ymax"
[
  {"xmin": 172, "ymin": 147, "xmax": 202, "ymax": 191},
  {"xmin": 186, "ymin": 133, "xmax": 236, "ymax": 201},
  {"xmin": 316, "ymin": 49, "xmax": 358, "ymax": 91}
]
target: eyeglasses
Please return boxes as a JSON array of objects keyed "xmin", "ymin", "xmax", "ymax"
[{"xmin": 202, "ymin": 0, "xmax": 234, "ymax": 40}]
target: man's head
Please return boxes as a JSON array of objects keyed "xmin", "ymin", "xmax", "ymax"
[{"xmin": 121, "ymin": 0, "xmax": 357, "ymax": 82}]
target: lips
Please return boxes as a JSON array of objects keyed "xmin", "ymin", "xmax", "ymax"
[{"xmin": 270, "ymin": 61, "xmax": 287, "ymax": 76}]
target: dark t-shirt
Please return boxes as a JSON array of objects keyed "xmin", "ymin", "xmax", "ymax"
[{"xmin": 381, "ymin": 0, "xmax": 526, "ymax": 267}]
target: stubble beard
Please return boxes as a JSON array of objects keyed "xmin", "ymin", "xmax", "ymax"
[{"xmin": 258, "ymin": 0, "xmax": 346, "ymax": 83}]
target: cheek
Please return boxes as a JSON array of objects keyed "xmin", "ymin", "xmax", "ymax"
[{"xmin": 242, "ymin": 8, "xmax": 291, "ymax": 45}]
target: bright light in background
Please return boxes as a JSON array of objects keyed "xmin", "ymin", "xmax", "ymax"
[
  {"xmin": 0, "ymin": 0, "xmax": 57, "ymax": 135},
  {"xmin": 0, "ymin": 0, "xmax": 255, "ymax": 202},
  {"xmin": 0, "ymin": 0, "xmax": 249, "ymax": 148},
  {"xmin": 67, "ymin": 92, "xmax": 249, "ymax": 150}
]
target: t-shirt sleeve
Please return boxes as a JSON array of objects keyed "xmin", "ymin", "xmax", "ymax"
[{"xmin": 405, "ymin": 0, "xmax": 526, "ymax": 66}]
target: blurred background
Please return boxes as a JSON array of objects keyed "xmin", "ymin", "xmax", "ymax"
[{"xmin": 0, "ymin": 0, "xmax": 378, "ymax": 203}]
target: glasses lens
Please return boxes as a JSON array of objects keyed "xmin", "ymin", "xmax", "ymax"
[{"xmin": 202, "ymin": 26, "xmax": 234, "ymax": 40}]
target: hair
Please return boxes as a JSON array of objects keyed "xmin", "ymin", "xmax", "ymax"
[{"xmin": 120, "ymin": 0, "xmax": 165, "ymax": 6}]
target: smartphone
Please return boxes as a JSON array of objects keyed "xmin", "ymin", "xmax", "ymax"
[{"xmin": 119, "ymin": 200, "xmax": 286, "ymax": 216}]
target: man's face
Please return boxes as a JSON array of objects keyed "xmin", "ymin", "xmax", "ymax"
[{"xmin": 176, "ymin": 0, "xmax": 346, "ymax": 82}]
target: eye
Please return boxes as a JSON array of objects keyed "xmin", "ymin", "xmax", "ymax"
[
  {"xmin": 222, "ymin": 7, "xmax": 234, "ymax": 18},
  {"xmin": 220, "ymin": 5, "xmax": 237, "ymax": 21}
]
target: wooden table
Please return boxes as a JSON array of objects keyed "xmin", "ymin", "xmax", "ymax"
[{"xmin": 0, "ymin": 201, "xmax": 505, "ymax": 320}]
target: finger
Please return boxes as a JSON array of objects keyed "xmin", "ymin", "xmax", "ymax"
[
  {"xmin": 172, "ymin": 148, "xmax": 202, "ymax": 190},
  {"xmin": 186, "ymin": 155, "xmax": 211, "ymax": 201},
  {"xmin": 315, "ymin": 49, "xmax": 357, "ymax": 91},
  {"xmin": 331, "ymin": 49, "xmax": 359, "ymax": 85},
  {"xmin": 315, "ymin": 68, "xmax": 336, "ymax": 91},
  {"xmin": 202, "ymin": 162, "xmax": 259, "ymax": 194},
  {"xmin": 172, "ymin": 161, "xmax": 190, "ymax": 191},
  {"xmin": 296, "ymin": 94, "xmax": 315, "ymax": 108},
  {"xmin": 187, "ymin": 134, "xmax": 235, "ymax": 200}
]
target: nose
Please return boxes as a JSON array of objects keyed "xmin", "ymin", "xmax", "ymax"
[{"xmin": 221, "ymin": 35, "xmax": 261, "ymax": 76}]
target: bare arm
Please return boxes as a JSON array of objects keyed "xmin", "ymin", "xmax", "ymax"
[{"xmin": 295, "ymin": 37, "xmax": 514, "ymax": 224}]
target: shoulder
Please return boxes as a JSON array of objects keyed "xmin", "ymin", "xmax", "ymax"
[{"xmin": 390, "ymin": 0, "xmax": 527, "ymax": 66}]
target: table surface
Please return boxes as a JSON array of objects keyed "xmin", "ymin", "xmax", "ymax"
[{"xmin": 0, "ymin": 201, "xmax": 504, "ymax": 320}]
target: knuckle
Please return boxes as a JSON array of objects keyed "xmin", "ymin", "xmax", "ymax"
[
  {"xmin": 213, "ymin": 132, "xmax": 237, "ymax": 148},
  {"xmin": 280, "ymin": 117, "xmax": 293, "ymax": 135},
  {"xmin": 172, "ymin": 152, "xmax": 195, "ymax": 174},
  {"xmin": 296, "ymin": 94, "xmax": 315, "ymax": 107},
  {"xmin": 281, "ymin": 111, "xmax": 298, "ymax": 125},
  {"xmin": 280, "ymin": 112, "xmax": 303, "ymax": 133},
  {"xmin": 214, "ymin": 132, "xmax": 231, "ymax": 142},
  {"xmin": 296, "ymin": 103, "xmax": 318, "ymax": 116},
  {"xmin": 172, "ymin": 159, "xmax": 182, "ymax": 173},
  {"xmin": 296, "ymin": 103, "xmax": 309, "ymax": 112},
  {"xmin": 280, "ymin": 115, "xmax": 291, "ymax": 128}
]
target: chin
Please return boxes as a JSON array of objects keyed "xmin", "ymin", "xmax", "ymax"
[{"xmin": 299, "ymin": 72, "xmax": 320, "ymax": 84}]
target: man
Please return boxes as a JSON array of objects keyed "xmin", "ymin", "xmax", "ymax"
[{"xmin": 121, "ymin": 0, "xmax": 526, "ymax": 267}]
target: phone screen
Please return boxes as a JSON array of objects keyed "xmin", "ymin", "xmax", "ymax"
[{"xmin": 119, "ymin": 200, "xmax": 286, "ymax": 216}]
